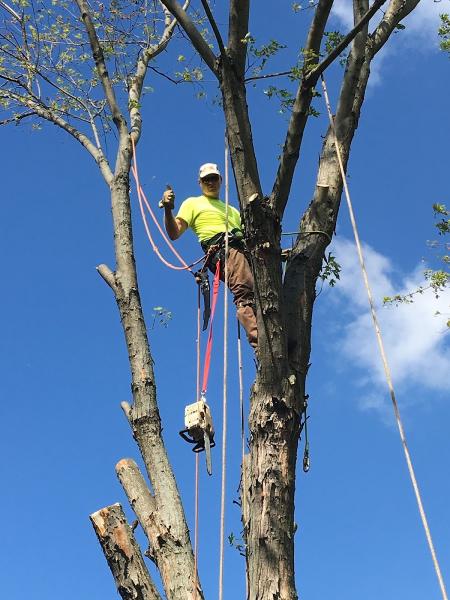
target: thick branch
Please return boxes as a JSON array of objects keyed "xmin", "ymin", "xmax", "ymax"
[
  {"xmin": 270, "ymin": 0, "xmax": 333, "ymax": 215},
  {"xmin": 284, "ymin": 0, "xmax": 421, "ymax": 376},
  {"xmin": 370, "ymin": 0, "xmax": 420, "ymax": 54},
  {"xmin": 227, "ymin": 0, "xmax": 250, "ymax": 77},
  {"xmin": 159, "ymin": 0, "xmax": 217, "ymax": 74},
  {"xmin": 75, "ymin": 0, "xmax": 127, "ymax": 135},
  {"xmin": 90, "ymin": 503, "xmax": 162, "ymax": 600}
]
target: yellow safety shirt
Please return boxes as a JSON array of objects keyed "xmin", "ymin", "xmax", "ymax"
[{"xmin": 176, "ymin": 195, "xmax": 242, "ymax": 243}]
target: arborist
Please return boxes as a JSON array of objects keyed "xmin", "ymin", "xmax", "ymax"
[{"xmin": 161, "ymin": 162, "xmax": 257, "ymax": 349}]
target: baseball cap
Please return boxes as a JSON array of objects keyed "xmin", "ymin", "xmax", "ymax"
[{"xmin": 199, "ymin": 163, "xmax": 221, "ymax": 179}]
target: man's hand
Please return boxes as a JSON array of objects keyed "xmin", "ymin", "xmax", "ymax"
[{"xmin": 159, "ymin": 185, "xmax": 175, "ymax": 209}]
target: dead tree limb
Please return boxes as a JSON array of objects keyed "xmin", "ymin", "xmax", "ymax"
[{"xmin": 90, "ymin": 503, "xmax": 162, "ymax": 600}]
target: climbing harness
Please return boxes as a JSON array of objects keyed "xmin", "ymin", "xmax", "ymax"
[{"xmin": 321, "ymin": 74, "xmax": 448, "ymax": 600}]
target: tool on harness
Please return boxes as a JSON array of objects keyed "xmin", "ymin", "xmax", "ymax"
[
  {"xmin": 302, "ymin": 395, "xmax": 310, "ymax": 473},
  {"xmin": 179, "ymin": 396, "xmax": 216, "ymax": 476},
  {"xmin": 195, "ymin": 269, "xmax": 211, "ymax": 331}
]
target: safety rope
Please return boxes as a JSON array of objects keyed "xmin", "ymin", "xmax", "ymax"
[
  {"xmin": 200, "ymin": 261, "xmax": 221, "ymax": 395},
  {"xmin": 321, "ymin": 74, "xmax": 448, "ymax": 600},
  {"xmin": 218, "ymin": 138, "xmax": 230, "ymax": 600},
  {"xmin": 236, "ymin": 321, "xmax": 249, "ymax": 597},
  {"xmin": 131, "ymin": 138, "xmax": 205, "ymax": 273},
  {"xmin": 193, "ymin": 285, "xmax": 201, "ymax": 600}
]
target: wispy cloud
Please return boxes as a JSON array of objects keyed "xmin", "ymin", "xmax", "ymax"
[
  {"xmin": 322, "ymin": 237, "xmax": 450, "ymax": 414},
  {"xmin": 329, "ymin": 0, "xmax": 449, "ymax": 85},
  {"xmin": 331, "ymin": 0, "xmax": 448, "ymax": 41}
]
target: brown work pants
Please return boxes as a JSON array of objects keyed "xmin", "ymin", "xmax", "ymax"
[{"xmin": 215, "ymin": 247, "xmax": 257, "ymax": 349}]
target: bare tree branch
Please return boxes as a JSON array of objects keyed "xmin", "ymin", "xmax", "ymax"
[
  {"xmin": 0, "ymin": 110, "xmax": 35, "ymax": 125},
  {"xmin": 159, "ymin": 0, "xmax": 218, "ymax": 74},
  {"xmin": 130, "ymin": 0, "xmax": 190, "ymax": 142},
  {"xmin": 97, "ymin": 263, "xmax": 117, "ymax": 290},
  {"xmin": 270, "ymin": 0, "xmax": 334, "ymax": 216},
  {"xmin": 1, "ymin": 90, "xmax": 113, "ymax": 184},
  {"xmin": 244, "ymin": 69, "xmax": 292, "ymax": 83},
  {"xmin": 74, "ymin": 0, "xmax": 127, "ymax": 136},
  {"xmin": 0, "ymin": 0, "xmax": 20, "ymax": 22},
  {"xmin": 199, "ymin": 0, "xmax": 226, "ymax": 58},
  {"xmin": 90, "ymin": 503, "xmax": 162, "ymax": 600}
]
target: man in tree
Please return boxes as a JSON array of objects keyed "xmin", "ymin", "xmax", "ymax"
[{"xmin": 162, "ymin": 163, "xmax": 257, "ymax": 348}]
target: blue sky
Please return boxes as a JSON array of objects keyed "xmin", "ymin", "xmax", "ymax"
[{"xmin": 1, "ymin": 1, "xmax": 449, "ymax": 599}]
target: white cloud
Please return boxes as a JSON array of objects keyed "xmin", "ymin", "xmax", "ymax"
[
  {"xmin": 329, "ymin": 0, "xmax": 449, "ymax": 85},
  {"xmin": 323, "ymin": 237, "xmax": 450, "ymax": 413},
  {"xmin": 331, "ymin": 0, "xmax": 448, "ymax": 41}
]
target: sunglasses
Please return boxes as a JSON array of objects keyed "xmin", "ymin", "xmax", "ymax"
[{"xmin": 201, "ymin": 175, "xmax": 220, "ymax": 183}]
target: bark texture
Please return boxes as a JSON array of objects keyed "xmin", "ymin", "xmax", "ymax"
[{"xmin": 90, "ymin": 503, "xmax": 162, "ymax": 600}]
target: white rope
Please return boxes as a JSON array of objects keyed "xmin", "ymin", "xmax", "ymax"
[
  {"xmin": 218, "ymin": 135, "xmax": 230, "ymax": 600},
  {"xmin": 236, "ymin": 320, "xmax": 249, "ymax": 597},
  {"xmin": 321, "ymin": 73, "xmax": 448, "ymax": 600}
]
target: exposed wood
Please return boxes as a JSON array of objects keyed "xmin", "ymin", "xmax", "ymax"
[
  {"xmin": 90, "ymin": 503, "xmax": 162, "ymax": 600},
  {"xmin": 116, "ymin": 459, "xmax": 204, "ymax": 600}
]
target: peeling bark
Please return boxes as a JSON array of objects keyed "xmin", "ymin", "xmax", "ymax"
[{"xmin": 90, "ymin": 504, "xmax": 162, "ymax": 600}]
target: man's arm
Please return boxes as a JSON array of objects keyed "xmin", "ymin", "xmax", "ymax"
[{"xmin": 161, "ymin": 188, "xmax": 188, "ymax": 240}]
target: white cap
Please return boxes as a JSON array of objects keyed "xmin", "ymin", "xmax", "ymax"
[{"xmin": 199, "ymin": 163, "xmax": 221, "ymax": 179}]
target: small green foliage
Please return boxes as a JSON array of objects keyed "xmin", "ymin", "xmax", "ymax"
[
  {"xmin": 324, "ymin": 31, "xmax": 345, "ymax": 54},
  {"xmin": 433, "ymin": 203, "xmax": 450, "ymax": 235},
  {"xmin": 152, "ymin": 307, "xmax": 172, "ymax": 328},
  {"xmin": 264, "ymin": 86, "xmax": 295, "ymax": 113},
  {"xmin": 175, "ymin": 67, "xmax": 204, "ymax": 82},
  {"xmin": 248, "ymin": 38, "xmax": 287, "ymax": 78},
  {"xmin": 320, "ymin": 253, "xmax": 341, "ymax": 287},
  {"xmin": 384, "ymin": 204, "xmax": 449, "ymax": 314},
  {"xmin": 439, "ymin": 14, "xmax": 450, "ymax": 54},
  {"xmin": 323, "ymin": 31, "xmax": 347, "ymax": 66},
  {"xmin": 395, "ymin": 23, "xmax": 406, "ymax": 31}
]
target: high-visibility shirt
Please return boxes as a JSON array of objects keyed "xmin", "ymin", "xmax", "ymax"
[{"xmin": 176, "ymin": 195, "xmax": 242, "ymax": 243}]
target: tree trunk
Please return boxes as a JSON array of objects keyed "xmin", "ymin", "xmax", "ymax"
[{"xmin": 219, "ymin": 58, "xmax": 303, "ymax": 600}]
